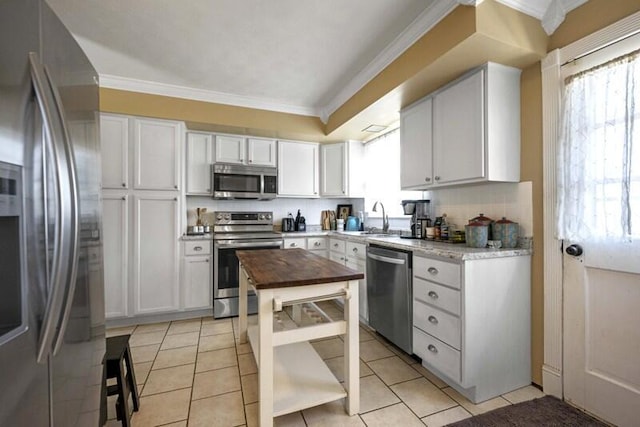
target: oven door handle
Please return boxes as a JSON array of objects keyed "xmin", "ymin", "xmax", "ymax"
[{"xmin": 215, "ymin": 241, "xmax": 282, "ymax": 249}]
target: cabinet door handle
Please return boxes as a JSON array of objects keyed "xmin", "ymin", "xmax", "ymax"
[
  {"xmin": 352, "ymin": 247, "xmax": 358, "ymax": 253},
  {"xmin": 206, "ymin": 259, "xmax": 209, "ymax": 262},
  {"xmin": 427, "ymin": 267, "xmax": 438, "ymax": 275},
  {"xmin": 428, "ymin": 315, "xmax": 439, "ymax": 324},
  {"xmin": 206, "ymin": 188, "xmax": 210, "ymax": 192},
  {"xmin": 314, "ymin": 242, "xmax": 321, "ymax": 247},
  {"xmin": 290, "ymin": 243, "xmax": 297, "ymax": 247},
  {"xmin": 425, "ymin": 177, "xmax": 431, "ymax": 182},
  {"xmin": 174, "ymin": 197, "xmax": 178, "ymax": 201},
  {"xmin": 174, "ymin": 185, "xmax": 178, "ymax": 189},
  {"xmin": 434, "ymin": 176, "xmax": 441, "ymax": 181},
  {"xmin": 122, "ymin": 182, "xmax": 126, "ymax": 187},
  {"xmin": 334, "ymin": 243, "xmax": 339, "ymax": 247},
  {"xmin": 121, "ymin": 196, "xmax": 126, "ymax": 201},
  {"xmin": 428, "ymin": 291, "xmax": 438, "ymax": 299},
  {"xmin": 427, "ymin": 344, "xmax": 438, "ymax": 354},
  {"xmin": 194, "ymin": 246, "xmax": 203, "ymax": 251}
]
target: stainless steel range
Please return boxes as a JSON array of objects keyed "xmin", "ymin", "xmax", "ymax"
[{"xmin": 213, "ymin": 211, "xmax": 283, "ymax": 318}]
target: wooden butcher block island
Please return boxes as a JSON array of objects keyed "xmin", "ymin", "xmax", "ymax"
[{"xmin": 237, "ymin": 248, "xmax": 363, "ymax": 427}]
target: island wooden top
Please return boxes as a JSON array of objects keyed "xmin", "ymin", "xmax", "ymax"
[{"xmin": 236, "ymin": 248, "xmax": 364, "ymax": 290}]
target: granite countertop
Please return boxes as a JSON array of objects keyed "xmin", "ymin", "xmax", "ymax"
[
  {"xmin": 283, "ymin": 230, "xmax": 532, "ymax": 261},
  {"xmin": 236, "ymin": 248, "xmax": 364, "ymax": 289},
  {"xmin": 181, "ymin": 230, "xmax": 531, "ymax": 260}
]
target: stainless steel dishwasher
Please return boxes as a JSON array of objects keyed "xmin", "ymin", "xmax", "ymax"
[{"xmin": 366, "ymin": 245, "xmax": 413, "ymax": 354}]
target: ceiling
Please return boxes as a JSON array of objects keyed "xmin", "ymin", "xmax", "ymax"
[{"xmin": 46, "ymin": 0, "xmax": 587, "ymax": 136}]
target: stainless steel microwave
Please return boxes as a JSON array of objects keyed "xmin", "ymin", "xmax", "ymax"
[{"xmin": 211, "ymin": 163, "xmax": 277, "ymax": 200}]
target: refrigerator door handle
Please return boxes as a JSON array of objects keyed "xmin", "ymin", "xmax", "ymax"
[
  {"xmin": 45, "ymin": 64, "xmax": 81, "ymax": 357},
  {"xmin": 30, "ymin": 52, "xmax": 80, "ymax": 364}
]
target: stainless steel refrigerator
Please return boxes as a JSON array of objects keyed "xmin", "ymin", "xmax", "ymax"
[{"xmin": 0, "ymin": 0, "xmax": 105, "ymax": 425}]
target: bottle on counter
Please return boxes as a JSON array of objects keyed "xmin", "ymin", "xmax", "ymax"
[
  {"xmin": 434, "ymin": 216, "xmax": 442, "ymax": 239},
  {"xmin": 440, "ymin": 213, "xmax": 449, "ymax": 240}
]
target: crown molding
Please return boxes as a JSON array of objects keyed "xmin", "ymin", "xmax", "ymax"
[
  {"xmin": 495, "ymin": 0, "xmax": 587, "ymax": 28},
  {"xmin": 318, "ymin": 0, "xmax": 460, "ymax": 123},
  {"xmin": 99, "ymin": 74, "xmax": 320, "ymax": 118}
]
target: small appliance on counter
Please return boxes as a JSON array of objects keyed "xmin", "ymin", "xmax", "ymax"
[
  {"xmin": 294, "ymin": 209, "xmax": 306, "ymax": 232},
  {"xmin": 345, "ymin": 216, "xmax": 360, "ymax": 231},
  {"xmin": 401, "ymin": 199, "xmax": 431, "ymax": 238},
  {"xmin": 281, "ymin": 213, "xmax": 295, "ymax": 232}
]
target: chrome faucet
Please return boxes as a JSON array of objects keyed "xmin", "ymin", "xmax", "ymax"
[{"xmin": 372, "ymin": 201, "xmax": 389, "ymax": 233}]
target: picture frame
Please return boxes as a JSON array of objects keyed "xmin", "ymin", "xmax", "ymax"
[{"xmin": 337, "ymin": 204, "xmax": 352, "ymax": 221}]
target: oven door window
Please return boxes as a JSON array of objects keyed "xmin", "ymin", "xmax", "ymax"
[
  {"xmin": 214, "ymin": 173, "xmax": 260, "ymax": 194},
  {"xmin": 215, "ymin": 245, "xmax": 278, "ymax": 298}
]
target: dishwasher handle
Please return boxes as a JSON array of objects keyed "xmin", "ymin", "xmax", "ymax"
[{"xmin": 367, "ymin": 252, "xmax": 406, "ymax": 265}]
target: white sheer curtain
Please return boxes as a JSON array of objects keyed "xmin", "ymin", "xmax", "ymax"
[
  {"xmin": 363, "ymin": 129, "xmax": 422, "ymax": 217},
  {"xmin": 557, "ymin": 49, "xmax": 640, "ymax": 241}
]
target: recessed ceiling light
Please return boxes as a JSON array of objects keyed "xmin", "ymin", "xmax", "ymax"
[{"xmin": 362, "ymin": 124, "xmax": 388, "ymax": 133}]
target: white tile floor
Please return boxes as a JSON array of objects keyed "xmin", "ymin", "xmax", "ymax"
[{"xmin": 105, "ymin": 302, "xmax": 544, "ymax": 427}]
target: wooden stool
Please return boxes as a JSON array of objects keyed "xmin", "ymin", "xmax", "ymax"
[{"xmin": 105, "ymin": 334, "xmax": 140, "ymax": 426}]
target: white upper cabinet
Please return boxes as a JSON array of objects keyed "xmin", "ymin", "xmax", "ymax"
[
  {"xmin": 278, "ymin": 140, "xmax": 319, "ymax": 197},
  {"xmin": 247, "ymin": 137, "xmax": 277, "ymax": 166},
  {"xmin": 401, "ymin": 62, "xmax": 521, "ymax": 189},
  {"xmin": 320, "ymin": 141, "xmax": 364, "ymax": 197},
  {"xmin": 400, "ymin": 97, "xmax": 433, "ymax": 190},
  {"xmin": 186, "ymin": 132, "xmax": 214, "ymax": 195},
  {"xmin": 433, "ymin": 69, "xmax": 485, "ymax": 184},
  {"xmin": 133, "ymin": 118, "xmax": 182, "ymax": 191},
  {"xmin": 215, "ymin": 134, "xmax": 276, "ymax": 166},
  {"xmin": 100, "ymin": 114, "xmax": 129, "ymax": 189},
  {"xmin": 215, "ymin": 134, "xmax": 245, "ymax": 164}
]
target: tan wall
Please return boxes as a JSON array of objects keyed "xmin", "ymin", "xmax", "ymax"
[
  {"xmin": 100, "ymin": 88, "xmax": 326, "ymax": 142},
  {"xmin": 520, "ymin": 63, "xmax": 543, "ymax": 386}
]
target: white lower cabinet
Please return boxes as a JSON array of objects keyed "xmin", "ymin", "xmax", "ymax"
[
  {"xmin": 412, "ymin": 254, "xmax": 531, "ymax": 403},
  {"xmin": 182, "ymin": 241, "xmax": 212, "ymax": 310},
  {"xmin": 329, "ymin": 238, "xmax": 368, "ymax": 323},
  {"xmin": 133, "ymin": 193, "xmax": 181, "ymax": 314}
]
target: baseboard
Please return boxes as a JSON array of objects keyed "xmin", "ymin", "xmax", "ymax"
[
  {"xmin": 542, "ymin": 364, "xmax": 563, "ymax": 398},
  {"xmin": 106, "ymin": 308, "xmax": 213, "ymax": 328}
]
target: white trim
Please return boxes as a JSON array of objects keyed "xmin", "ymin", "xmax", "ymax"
[
  {"xmin": 541, "ymin": 48, "xmax": 564, "ymax": 399},
  {"xmin": 541, "ymin": 8, "xmax": 640, "ymax": 399},
  {"xmin": 495, "ymin": 0, "xmax": 587, "ymax": 21},
  {"xmin": 100, "ymin": 74, "xmax": 320, "ymax": 118},
  {"xmin": 319, "ymin": 0, "xmax": 459, "ymax": 123}
]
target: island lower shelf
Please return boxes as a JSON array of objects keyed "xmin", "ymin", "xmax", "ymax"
[{"xmin": 247, "ymin": 324, "xmax": 346, "ymax": 417}]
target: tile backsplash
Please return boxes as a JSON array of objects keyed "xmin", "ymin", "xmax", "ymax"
[
  {"xmin": 427, "ymin": 181, "xmax": 533, "ymax": 237},
  {"xmin": 185, "ymin": 197, "xmax": 365, "ymax": 229},
  {"xmin": 185, "ymin": 181, "xmax": 533, "ymax": 238}
]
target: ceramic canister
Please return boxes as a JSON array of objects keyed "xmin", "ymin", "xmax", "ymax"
[
  {"xmin": 493, "ymin": 217, "xmax": 519, "ymax": 248},
  {"xmin": 465, "ymin": 221, "xmax": 489, "ymax": 248},
  {"xmin": 469, "ymin": 213, "xmax": 494, "ymax": 239}
]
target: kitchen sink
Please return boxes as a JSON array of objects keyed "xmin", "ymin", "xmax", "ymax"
[{"xmin": 337, "ymin": 231, "xmax": 396, "ymax": 238}]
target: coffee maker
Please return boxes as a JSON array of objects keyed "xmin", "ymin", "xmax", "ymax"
[{"xmin": 402, "ymin": 199, "xmax": 431, "ymax": 238}]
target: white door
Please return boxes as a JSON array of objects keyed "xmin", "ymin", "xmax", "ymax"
[
  {"xmin": 186, "ymin": 132, "xmax": 213, "ymax": 195},
  {"xmin": 320, "ymin": 142, "xmax": 346, "ymax": 196},
  {"xmin": 100, "ymin": 114, "xmax": 129, "ymax": 189},
  {"xmin": 558, "ymin": 34, "xmax": 640, "ymax": 427},
  {"xmin": 183, "ymin": 256, "xmax": 212, "ymax": 309},
  {"xmin": 433, "ymin": 69, "xmax": 484, "ymax": 185},
  {"xmin": 133, "ymin": 118, "xmax": 182, "ymax": 190},
  {"xmin": 400, "ymin": 97, "xmax": 433, "ymax": 189},
  {"xmin": 247, "ymin": 137, "xmax": 276, "ymax": 166},
  {"xmin": 133, "ymin": 193, "xmax": 180, "ymax": 314},
  {"xmin": 102, "ymin": 191, "xmax": 129, "ymax": 318},
  {"xmin": 563, "ymin": 241, "xmax": 640, "ymax": 427},
  {"xmin": 277, "ymin": 140, "xmax": 319, "ymax": 197},
  {"xmin": 215, "ymin": 134, "xmax": 245, "ymax": 164}
]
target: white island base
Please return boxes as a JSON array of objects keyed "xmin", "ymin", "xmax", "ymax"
[{"xmin": 239, "ymin": 264, "xmax": 360, "ymax": 427}]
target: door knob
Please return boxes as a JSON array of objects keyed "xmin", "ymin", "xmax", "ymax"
[{"xmin": 565, "ymin": 244, "xmax": 583, "ymax": 256}]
